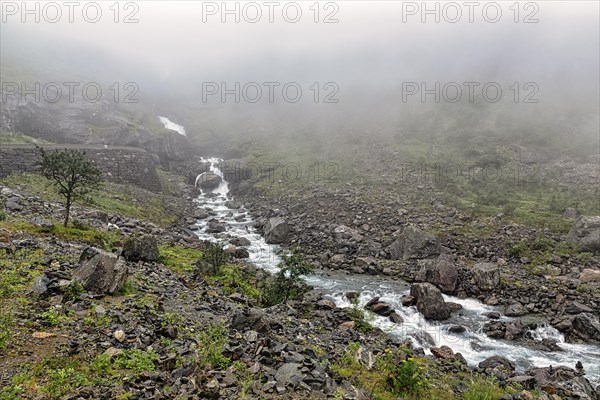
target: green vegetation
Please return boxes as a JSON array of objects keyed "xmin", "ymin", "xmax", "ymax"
[
  {"xmin": 262, "ymin": 249, "xmax": 314, "ymax": 306},
  {"xmin": 463, "ymin": 377, "xmax": 507, "ymax": 400},
  {"xmin": 158, "ymin": 244, "xmax": 203, "ymax": 275},
  {"xmin": 505, "ymin": 235, "xmax": 588, "ymax": 276},
  {"xmin": 213, "ymin": 264, "xmax": 261, "ymax": 300},
  {"xmin": 40, "ymin": 307, "xmax": 71, "ymax": 327},
  {"xmin": 0, "ymin": 173, "xmax": 186, "ymax": 226},
  {"xmin": 0, "ymin": 131, "xmax": 52, "ymax": 145},
  {"xmin": 0, "ymin": 248, "xmax": 45, "ymax": 299},
  {"xmin": 331, "ymin": 344, "xmax": 428, "ymax": 399},
  {"xmin": 347, "ymin": 298, "xmax": 374, "ymax": 334},
  {"xmin": 36, "ymin": 146, "xmax": 103, "ymax": 226},
  {"xmin": 0, "ymin": 220, "xmax": 122, "ymax": 251},
  {"xmin": 197, "ymin": 241, "xmax": 229, "ymax": 276},
  {"xmin": 0, "ymin": 199, "xmax": 6, "ymax": 221},
  {"xmin": 196, "ymin": 323, "xmax": 230, "ymax": 369}
]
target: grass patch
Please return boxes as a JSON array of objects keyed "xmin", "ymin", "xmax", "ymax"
[
  {"xmin": 158, "ymin": 244, "xmax": 202, "ymax": 275},
  {"xmin": 0, "ymin": 173, "xmax": 187, "ymax": 226},
  {"xmin": 196, "ymin": 323, "xmax": 230, "ymax": 369},
  {"xmin": 0, "ymin": 220, "xmax": 122, "ymax": 251}
]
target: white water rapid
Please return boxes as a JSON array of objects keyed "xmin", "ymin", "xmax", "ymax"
[{"xmin": 191, "ymin": 157, "xmax": 600, "ymax": 385}]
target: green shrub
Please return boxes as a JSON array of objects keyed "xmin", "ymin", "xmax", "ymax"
[
  {"xmin": 347, "ymin": 298, "xmax": 373, "ymax": 334},
  {"xmin": 112, "ymin": 349, "xmax": 158, "ymax": 373},
  {"xmin": 262, "ymin": 249, "xmax": 314, "ymax": 306},
  {"xmin": 196, "ymin": 324, "xmax": 230, "ymax": 369},
  {"xmin": 41, "ymin": 367, "xmax": 89, "ymax": 399},
  {"xmin": 380, "ymin": 351, "xmax": 429, "ymax": 396},
  {"xmin": 197, "ymin": 242, "xmax": 229, "ymax": 276}
]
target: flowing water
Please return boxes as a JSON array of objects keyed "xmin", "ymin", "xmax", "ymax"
[
  {"xmin": 158, "ymin": 116, "xmax": 187, "ymax": 136},
  {"xmin": 189, "ymin": 156, "xmax": 600, "ymax": 385}
]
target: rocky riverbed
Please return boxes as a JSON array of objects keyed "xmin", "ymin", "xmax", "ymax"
[{"xmin": 1, "ymin": 154, "xmax": 599, "ymax": 399}]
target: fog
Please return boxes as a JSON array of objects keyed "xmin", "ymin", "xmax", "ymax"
[{"xmin": 1, "ymin": 1, "xmax": 599, "ymax": 155}]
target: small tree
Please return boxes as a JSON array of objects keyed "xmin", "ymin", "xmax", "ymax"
[
  {"xmin": 36, "ymin": 146, "xmax": 102, "ymax": 227},
  {"xmin": 262, "ymin": 249, "xmax": 314, "ymax": 306}
]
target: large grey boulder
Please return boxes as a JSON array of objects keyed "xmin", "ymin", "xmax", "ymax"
[
  {"xmin": 415, "ymin": 254, "xmax": 458, "ymax": 294},
  {"xmin": 122, "ymin": 235, "xmax": 159, "ymax": 262},
  {"xmin": 567, "ymin": 216, "xmax": 600, "ymax": 254},
  {"xmin": 264, "ymin": 217, "xmax": 290, "ymax": 244},
  {"xmin": 479, "ymin": 355, "xmax": 516, "ymax": 371},
  {"xmin": 387, "ymin": 225, "xmax": 441, "ymax": 260},
  {"xmin": 571, "ymin": 313, "xmax": 600, "ymax": 342},
  {"xmin": 197, "ymin": 172, "xmax": 222, "ymax": 191},
  {"xmin": 472, "ymin": 262, "xmax": 500, "ymax": 292},
  {"xmin": 74, "ymin": 247, "xmax": 128, "ymax": 295},
  {"xmin": 410, "ymin": 282, "xmax": 451, "ymax": 320}
]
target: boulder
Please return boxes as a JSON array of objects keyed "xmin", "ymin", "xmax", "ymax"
[
  {"xmin": 231, "ymin": 309, "xmax": 270, "ymax": 333},
  {"xmin": 73, "ymin": 247, "xmax": 128, "ymax": 295},
  {"xmin": 478, "ymin": 355, "xmax": 516, "ymax": 371},
  {"xmin": 122, "ymin": 235, "xmax": 160, "ymax": 262},
  {"xmin": 567, "ymin": 216, "xmax": 600, "ymax": 254},
  {"xmin": 197, "ymin": 172, "xmax": 222, "ymax": 191},
  {"xmin": 275, "ymin": 363, "xmax": 303, "ymax": 388},
  {"xmin": 207, "ymin": 221, "xmax": 226, "ymax": 233},
  {"xmin": 505, "ymin": 303, "xmax": 528, "ymax": 317},
  {"xmin": 415, "ymin": 254, "xmax": 458, "ymax": 294},
  {"xmin": 264, "ymin": 217, "xmax": 290, "ymax": 244},
  {"xmin": 230, "ymin": 237, "xmax": 251, "ymax": 247},
  {"xmin": 333, "ymin": 225, "xmax": 363, "ymax": 242},
  {"xmin": 387, "ymin": 226, "xmax": 441, "ymax": 260},
  {"xmin": 565, "ymin": 302, "xmax": 593, "ymax": 314},
  {"xmin": 579, "ymin": 268, "xmax": 600, "ymax": 283},
  {"xmin": 526, "ymin": 366, "xmax": 598, "ymax": 399},
  {"xmin": 410, "ymin": 282, "xmax": 451, "ymax": 320},
  {"xmin": 472, "ymin": 262, "xmax": 500, "ymax": 292},
  {"xmin": 571, "ymin": 313, "xmax": 600, "ymax": 342},
  {"xmin": 430, "ymin": 345, "xmax": 455, "ymax": 360}
]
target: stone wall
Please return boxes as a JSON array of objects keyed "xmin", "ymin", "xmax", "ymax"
[{"xmin": 0, "ymin": 144, "xmax": 161, "ymax": 192}]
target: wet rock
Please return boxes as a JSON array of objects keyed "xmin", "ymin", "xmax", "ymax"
[
  {"xmin": 264, "ymin": 217, "xmax": 290, "ymax": 244},
  {"xmin": 478, "ymin": 355, "xmax": 516, "ymax": 372},
  {"xmin": 230, "ymin": 237, "xmax": 251, "ymax": 247},
  {"xmin": 484, "ymin": 312, "xmax": 501, "ymax": 320},
  {"xmin": 73, "ymin": 247, "xmax": 128, "ymax": 295},
  {"xmin": 197, "ymin": 172, "xmax": 222, "ymax": 190},
  {"xmin": 526, "ymin": 366, "xmax": 598, "ymax": 399},
  {"xmin": 567, "ymin": 216, "xmax": 600, "ymax": 254},
  {"xmin": 472, "ymin": 262, "xmax": 500, "ymax": 292},
  {"xmin": 389, "ymin": 311, "xmax": 403, "ymax": 324},
  {"xmin": 505, "ymin": 303, "xmax": 528, "ymax": 317},
  {"xmin": 431, "ymin": 345, "xmax": 455, "ymax": 360},
  {"xmin": 415, "ymin": 254, "xmax": 458, "ymax": 294},
  {"xmin": 122, "ymin": 235, "xmax": 160, "ymax": 262},
  {"xmin": 387, "ymin": 225, "xmax": 441, "ymax": 260},
  {"xmin": 234, "ymin": 248, "xmax": 250, "ymax": 259},
  {"xmin": 448, "ymin": 325, "xmax": 466, "ymax": 333},
  {"xmin": 368, "ymin": 302, "xmax": 393, "ymax": 316},
  {"xmin": 410, "ymin": 282, "xmax": 451, "ymax": 320},
  {"xmin": 207, "ymin": 221, "xmax": 226, "ymax": 233},
  {"xmin": 571, "ymin": 313, "xmax": 600, "ymax": 342},
  {"xmin": 317, "ymin": 299, "xmax": 336, "ymax": 310}
]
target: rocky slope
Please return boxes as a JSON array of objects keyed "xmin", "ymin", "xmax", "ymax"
[{"xmin": 1, "ymin": 157, "xmax": 599, "ymax": 399}]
